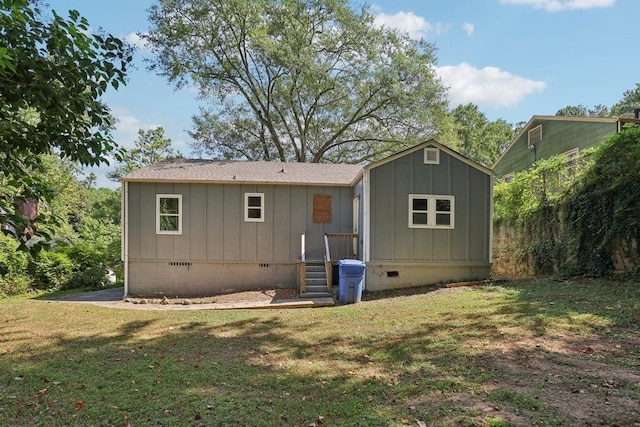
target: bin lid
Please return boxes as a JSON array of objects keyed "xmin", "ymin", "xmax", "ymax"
[{"xmin": 338, "ymin": 259, "xmax": 365, "ymax": 266}]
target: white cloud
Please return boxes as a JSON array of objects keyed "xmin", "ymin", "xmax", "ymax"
[
  {"xmin": 462, "ymin": 22, "xmax": 475, "ymax": 36},
  {"xmin": 436, "ymin": 62, "xmax": 546, "ymax": 108},
  {"xmin": 500, "ymin": 0, "xmax": 614, "ymax": 12},
  {"xmin": 112, "ymin": 109, "xmax": 159, "ymax": 149},
  {"xmin": 373, "ymin": 11, "xmax": 450, "ymax": 40},
  {"xmin": 123, "ymin": 32, "xmax": 150, "ymax": 51}
]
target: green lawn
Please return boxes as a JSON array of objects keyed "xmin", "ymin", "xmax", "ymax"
[{"xmin": 1, "ymin": 279, "xmax": 639, "ymax": 426}]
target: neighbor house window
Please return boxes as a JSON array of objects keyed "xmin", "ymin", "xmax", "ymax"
[
  {"xmin": 245, "ymin": 193, "xmax": 264, "ymax": 222},
  {"xmin": 424, "ymin": 147, "xmax": 440, "ymax": 164},
  {"xmin": 503, "ymin": 173, "xmax": 515, "ymax": 183},
  {"xmin": 156, "ymin": 194, "xmax": 182, "ymax": 235},
  {"xmin": 409, "ymin": 195, "xmax": 455, "ymax": 229},
  {"xmin": 562, "ymin": 148, "xmax": 580, "ymax": 175}
]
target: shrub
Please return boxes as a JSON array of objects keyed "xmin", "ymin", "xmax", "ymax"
[
  {"xmin": 0, "ymin": 234, "xmax": 31, "ymax": 297},
  {"xmin": 61, "ymin": 243, "xmax": 109, "ymax": 289},
  {"xmin": 29, "ymin": 250, "xmax": 73, "ymax": 290}
]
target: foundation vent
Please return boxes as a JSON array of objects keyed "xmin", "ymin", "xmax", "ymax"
[
  {"xmin": 169, "ymin": 261, "xmax": 192, "ymax": 267},
  {"xmin": 259, "ymin": 263, "xmax": 270, "ymax": 268}
]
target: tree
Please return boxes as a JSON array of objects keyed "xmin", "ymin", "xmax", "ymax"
[
  {"xmin": 610, "ymin": 83, "xmax": 640, "ymax": 118},
  {"xmin": 108, "ymin": 127, "xmax": 179, "ymax": 181},
  {"xmin": 145, "ymin": 0, "xmax": 449, "ymax": 164},
  {"xmin": 450, "ymin": 104, "xmax": 515, "ymax": 167},
  {"xmin": 555, "ymin": 104, "xmax": 609, "ymax": 117},
  {"xmin": 0, "ymin": 0, "xmax": 131, "ymax": 251}
]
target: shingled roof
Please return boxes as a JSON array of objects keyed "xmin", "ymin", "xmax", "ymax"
[{"xmin": 122, "ymin": 159, "xmax": 364, "ymax": 186}]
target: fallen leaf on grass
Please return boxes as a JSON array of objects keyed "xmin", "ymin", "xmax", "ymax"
[{"xmin": 75, "ymin": 400, "xmax": 85, "ymax": 410}]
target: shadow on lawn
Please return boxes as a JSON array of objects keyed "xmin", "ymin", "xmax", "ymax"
[{"xmin": 2, "ymin": 278, "xmax": 640, "ymax": 426}]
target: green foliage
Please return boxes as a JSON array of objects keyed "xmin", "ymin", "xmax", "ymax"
[
  {"xmin": 29, "ymin": 250, "xmax": 73, "ymax": 290},
  {"xmin": 564, "ymin": 126, "xmax": 640, "ymax": 276},
  {"xmin": 0, "ymin": 234, "xmax": 30, "ymax": 297},
  {"xmin": 0, "ymin": 0, "xmax": 131, "ymax": 251},
  {"xmin": 555, "ymin": 104, "xmax": 609, "ymax": 117},
  {"xmin": 108, "ymin": 127, "xmax": 179, "ymax": 181},
  {"xmin": 147, "ymin": 0, "xmax": 448, "ymax": 163},
  {"xmin": 450, "ymin": 103, "xmax": 515, "ymax": 167},
  {"xmin": 610, "ymin": 82, "xmax": 640, "ymax": 117},
  {"xmin": 495, "ymin": 126, "xmax": 640, "ymax": 277},
  {"xmin": 61, "ymin": 244, "xmax": 109, "ymax": 289}
]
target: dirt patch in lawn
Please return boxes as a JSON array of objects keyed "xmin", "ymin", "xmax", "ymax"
[{"xmin": 128, "ymin": 287, "xmax": 299, "ymax": 305}]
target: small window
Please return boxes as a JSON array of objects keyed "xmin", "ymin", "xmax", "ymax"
[
  {"xmin": 245, "ymin": 193, "xmax": 264, "ymax": 222},
  {"xmin": 156, "ymin": 194, "xmax": 182, "ymax": 235},
  {"xmin": 528, "ymin": 125, "xmax": 542, "ymax": 148},
  {"xmin": 561, "ymin": 148, "xmax": 580, "ymax": 178},
  {"xmin": 409, "ymin": 195, "xmax": 455, "ymax": 229},
  {"xmin": 503, "ymin": 173, "xmax": 515, "ymax": 183},
  {"xmin": 424, "ymin": 147, "xmax": 440, "ymax": 164}
]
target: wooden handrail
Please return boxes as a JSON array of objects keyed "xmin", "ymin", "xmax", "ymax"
[{"xmin": 325, "ymin": 233, "xmax": 359, "ymax": 260}]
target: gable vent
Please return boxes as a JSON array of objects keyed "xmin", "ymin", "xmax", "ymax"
[
  {"xmin": 424, "ymin": 147, "xmax": 440, "ymax": 164},
  {"xmin": 528, "ymin": 125, "xmax": 542, "ymax": 148}
]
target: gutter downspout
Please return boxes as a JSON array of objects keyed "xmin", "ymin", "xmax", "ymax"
[
  {"xmin": 122, "ymin": 181, "xmax": 129, "ymax": 297},
  {"xmin": 489, "ymin": 173, "xmax": 494, "ymax": 266},
  {"xmin": 363, "ymin": 169, "xmax": 370, "ymax": 264}
]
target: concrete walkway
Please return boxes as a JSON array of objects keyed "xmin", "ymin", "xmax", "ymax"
[{"xmin": 40, "ymin": 287, "xmax": 335, "ymax": 310}]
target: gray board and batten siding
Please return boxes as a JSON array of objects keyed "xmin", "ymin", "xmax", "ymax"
[
  {"xmin": 123, "ymin": 160, "xmax": 361, "ymax": 296},
  {"xmin": 364, "ymin": 142, "xmax": 493, "ymax": 290}
]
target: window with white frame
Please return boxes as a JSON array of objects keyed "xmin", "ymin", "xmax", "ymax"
[
  {"xmin": 409, "ymin": 195, "xmax": 455, "ymax": 228},
  {"xmin": 424, "ymin": 146, "xmax": 440, "ymax": 164},
  {"xmin": 245, "ymin": 193, "xmax": 264, "ymax": 222},
  {"xmin": 156, "ymin": 194, "xmax": 182, "ymax": 234}
]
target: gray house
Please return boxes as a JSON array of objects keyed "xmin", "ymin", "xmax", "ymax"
[{"xmin": 121, "ymin": 140, "xmax": 493, "ymax": 297}]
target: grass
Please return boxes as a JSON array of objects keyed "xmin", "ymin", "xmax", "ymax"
[{"xmin": 0, "ymin": 278, "xmax": 639, "ymax": 426}]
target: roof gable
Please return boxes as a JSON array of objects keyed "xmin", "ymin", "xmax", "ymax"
[
  {"xmin": 122, "ymin": 159, "xmax": 363, "ymax": 186},
  {"xmin": 365, "ymin": 139, "xmax": 493, "ymax": 176}
]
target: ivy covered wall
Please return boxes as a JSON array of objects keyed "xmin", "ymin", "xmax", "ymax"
[{"xmin": 492, "ymin": 125, "xmax": 640, "ymax": 278}]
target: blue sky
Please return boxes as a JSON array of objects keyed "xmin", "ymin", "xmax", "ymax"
[{"xmin": 45, "ymin": 0, "xmax": 636, "ymax": 188}]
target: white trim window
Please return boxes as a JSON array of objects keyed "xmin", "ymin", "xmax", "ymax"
[
  {"xmin": 424, "ymin": 147, "xmax": 440, "ymax": 164},
  {"xmin": 245, "ymin": 193, "xmax": 265, "ymax": 222},
  {"xmin": 409, "ymin": 195, "xmax": 455, "ymax": 229},
  {"xmin": 156, "ymin": 194, "xmax": 182, "ymax": 235}
]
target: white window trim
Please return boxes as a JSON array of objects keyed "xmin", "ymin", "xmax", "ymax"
[
  {"xmin": 408, "ymin": 194, "xmax": 455, "ymax": 229},
  {"xmin": 156, "ymin": 194, "xmax": 182, "ymax": 235},
  {"xmin": 424, "ymin": 147, "xmax": 440, "ymax": 164},
  {"xmin": 244, "ymin": 192, "xmax": 265, "ymax": 222}
]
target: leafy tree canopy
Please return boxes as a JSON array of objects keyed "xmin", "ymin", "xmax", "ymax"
[
  {"xmin": 555, "ymin": 104, "xmax": 609, "ymax": 117},
  {"xmin": 108, "ymin": 127, "xmax": 180, "ymax": 181},
  {"xmin": 145, "ymin": 0, "xmax": 449, "ymax": 164},
  {"xmin": 610, "ymin": 83, "xmax": 640, "ymax": 118},
  {"xmin": 451, "ymin": 103, "xmax": 515, "ymax": 167},
  {"xmin": 0, "ymin": 0, "xmax": 131, "ymax": 250}
]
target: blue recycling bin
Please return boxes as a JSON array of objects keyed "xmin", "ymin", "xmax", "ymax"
[{"xmin": 338, "ymin": 259, "xmax": 366, "ymax": 304}]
